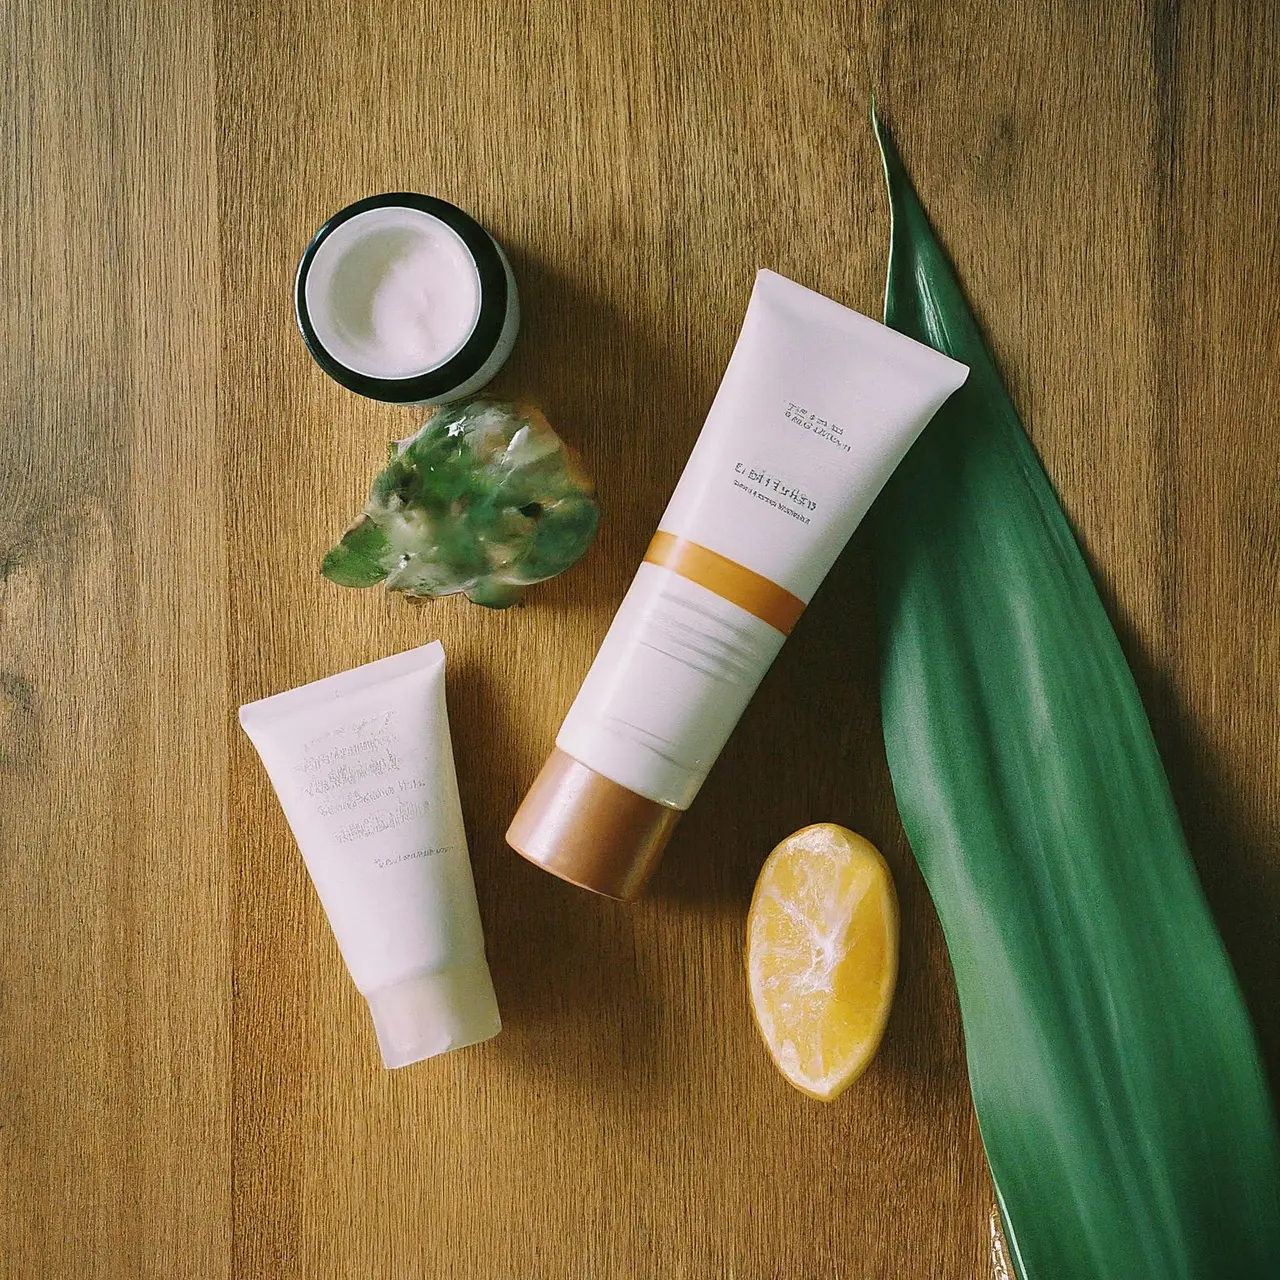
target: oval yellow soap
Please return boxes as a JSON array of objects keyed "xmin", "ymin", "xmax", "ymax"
[{"xmin": 746, "ymin": 823, "xmax": 899, "ymax": 1101}]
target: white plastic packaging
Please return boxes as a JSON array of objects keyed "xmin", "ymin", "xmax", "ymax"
[
  {"xmin": 508, "ymin": 269, "xmax": 969, "ymax": 899},
  {"xmin": 240, "ymin": 642, "xmax": 500, "ymax": 1067}
]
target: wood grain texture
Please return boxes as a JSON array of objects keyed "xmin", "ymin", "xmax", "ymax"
[{"xmin": 2, "ymin": 1, "xmax": 1276, "ymax": 1277}]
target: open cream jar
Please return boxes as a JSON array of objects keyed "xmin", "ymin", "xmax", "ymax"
[{"xmin": 295, "ymin": 193, "xmax": 519, "ymax": 404}]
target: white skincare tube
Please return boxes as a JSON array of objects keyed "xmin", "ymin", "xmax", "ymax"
[
  {"xmin": 507, "ymin": 269, "xmax": 968, "ymax": 900},
  {"xmin": 240, "ymin": 642, "xmax": 500, "ymax": 1067}
]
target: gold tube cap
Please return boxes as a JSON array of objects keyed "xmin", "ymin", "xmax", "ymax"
[{"xmin": 506, "ymin": 748, "xmax": 681, "ymax": 901}]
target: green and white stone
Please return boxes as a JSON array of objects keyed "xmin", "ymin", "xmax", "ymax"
[{"xmin": 322, "ymin": 399, "xmax": 599, "ymax": 608}]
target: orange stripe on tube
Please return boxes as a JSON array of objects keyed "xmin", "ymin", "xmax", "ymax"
[{"xmin": 643, "ymin": 531, "xmax": 806, "ymax": 636}]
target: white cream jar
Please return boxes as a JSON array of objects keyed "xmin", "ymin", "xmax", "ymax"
[{"xmin": 295, "ymin": 193, "xmax": 519, "ymax": 404}]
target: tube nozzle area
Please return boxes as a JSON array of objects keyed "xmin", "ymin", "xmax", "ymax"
[{"xmin": 506, "ymin": 748, "xmax": 681, "ymax": 901}]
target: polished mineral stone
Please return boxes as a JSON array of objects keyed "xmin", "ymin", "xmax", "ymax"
[{"xmin": 322, "ymin": 399, "xmax": 599, "ymax": 607}]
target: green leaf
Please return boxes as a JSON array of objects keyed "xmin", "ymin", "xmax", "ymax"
[
  {"xmin": 320, "ymin": 516, "xmax": 389, "ymax": 588},
  {"xmin": 871, "ymin": 108, "xmax": 1280, "ymax": 1278}
]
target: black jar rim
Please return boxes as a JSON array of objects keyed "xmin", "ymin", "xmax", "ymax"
[{"xmin": 295, "ymin": 192, "xmax": 508, "ymax": 404}]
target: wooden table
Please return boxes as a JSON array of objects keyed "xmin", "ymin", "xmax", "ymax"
[{"xmin": 3, "ymin": 1, "xmax": 1277, "ymax": 1275}]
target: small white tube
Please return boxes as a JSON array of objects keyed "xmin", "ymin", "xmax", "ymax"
[
  {"xmin": 240, "ymin": 641, "xmax": 500, "ymax": 1068},
  {"xmin": 507, "ymin": 270, "xmax": 969, "ymax": 899}
]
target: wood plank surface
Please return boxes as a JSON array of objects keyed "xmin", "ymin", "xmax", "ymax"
[{"xmin": 2, "ymin": 1, "xmax": 1277, "ymax": 1276}]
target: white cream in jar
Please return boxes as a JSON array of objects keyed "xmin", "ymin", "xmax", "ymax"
[{"xmin": 296, "ymin": 194, "xmax": 519, "ymax": 404}]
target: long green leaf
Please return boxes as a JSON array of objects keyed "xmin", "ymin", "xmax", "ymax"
[{"xmin": 871, "ymin": 110, "xmax": 1280, "ymax": 1278}]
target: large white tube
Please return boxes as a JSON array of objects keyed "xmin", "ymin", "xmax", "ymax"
[
  {"xmin": 507, "ymin": 270, "xmax": 968, "ymax": 900},
  {"xmin": 240, "ymin": 641, "xmax": 500, "ymax": 1068}
]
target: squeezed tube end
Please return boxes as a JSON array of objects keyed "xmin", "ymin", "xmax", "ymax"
[
  {"xmin": 365, "ymin": 962, "xmax": 501, "ymax": 1069},
  {"xmin": 506, "ymin": 748, "xmax": 681, "ymax": 902}
]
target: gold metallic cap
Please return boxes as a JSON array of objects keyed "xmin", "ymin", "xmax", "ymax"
[{"xmin": 506, "ymin": 748, "xmax": 681, "ymax": 901}]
